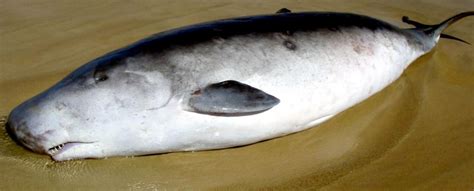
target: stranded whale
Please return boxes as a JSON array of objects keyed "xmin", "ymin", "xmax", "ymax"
[{"xmin": 6, "ymin": 9, "xmax": 473, "ymax": 161}]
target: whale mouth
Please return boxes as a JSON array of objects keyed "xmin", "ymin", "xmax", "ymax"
[
  {"xmin": 47, "ymin": 143, "xmax": 65, "ymax": 155},
  {"xmin": 47, "ymin": 142, "xmax": 94, "ymax": 156}
]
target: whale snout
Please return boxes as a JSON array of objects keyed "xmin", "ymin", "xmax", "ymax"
[
  {"xmin": 7, "ymin": 108, "xmax": 45, "ymax": 153},
  {"xmin": 6, "ymin": 98, "xmax": 69, "ymax": 154}
]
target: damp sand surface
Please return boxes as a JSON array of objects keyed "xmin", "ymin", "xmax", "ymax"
[{"xmin": 1, "ymin": 0, "xmax": 473, "ymax": 190}]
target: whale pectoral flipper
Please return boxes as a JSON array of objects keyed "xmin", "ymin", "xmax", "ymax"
[{"xmin": 187, "ymin": 80, "xmax": 280, "ymax": 116}]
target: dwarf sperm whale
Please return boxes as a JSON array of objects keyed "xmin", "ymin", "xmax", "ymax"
[{"xmin": 6, "ymin": 9, "xmax": 473, "ymax": 161}]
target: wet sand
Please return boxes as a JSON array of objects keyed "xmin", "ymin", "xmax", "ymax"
[{"xmin": 1, "ymin": 0, "xmax": 473, "ymax": 190}]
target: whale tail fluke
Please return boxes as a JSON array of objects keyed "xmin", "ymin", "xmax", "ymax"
[
  {"xmin": 403, "ymin": 11, "xmax": 474, "ymax": 45},
  {"xmin": 439, "ymin": 33, "xmax": 471, "ymax": 45}
]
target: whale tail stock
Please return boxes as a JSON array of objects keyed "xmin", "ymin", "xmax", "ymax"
[{"xmin": 402, "ymin": 11, "xmax": 474, "ymax": 45}]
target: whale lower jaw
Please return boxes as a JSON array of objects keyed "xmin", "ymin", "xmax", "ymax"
[{"xmin": 50, "ymin": 142, "xmax": 102, "ymax": 161}]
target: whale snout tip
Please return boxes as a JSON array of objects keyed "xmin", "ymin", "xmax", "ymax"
[
  {"xmin": 5, "ymin": 119, "xmax": 19, "ymax": 145},
  {"xmin": 6, "ymin": 121, "xmax": 29, "ymax": 152},
  {"xmin": 4, "ymin": 117, "xmax": 22, "ymax": 150},
  {"xmin": 6, "ymin": 115, "xmax": 40, "ymax": 153},
  {"xmin": 6, "ymin": 106, "xmax": 56, "ymax": 154},
  {"xmin": 6, "ymin": 108, "xmax": 25, "ymax": 145}
]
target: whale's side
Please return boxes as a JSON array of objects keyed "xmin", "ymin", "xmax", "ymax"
[{"xmin": 6, "ymin": 11, "xmax": 473, "ymax": 161}]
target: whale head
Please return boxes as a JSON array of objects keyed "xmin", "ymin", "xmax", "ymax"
[{"xmin": 6, "ymin": 55, "xmax": 172, "ymax": 161}]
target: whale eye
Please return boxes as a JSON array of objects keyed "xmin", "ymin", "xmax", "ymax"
[{"xmin": 93, "ymin": 70, "xmax": 108, "ymax": 82}]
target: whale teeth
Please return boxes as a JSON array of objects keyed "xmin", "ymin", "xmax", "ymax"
[{"xmin": 48, "ymin": 144, "xmax": 65, "ymax": 155}]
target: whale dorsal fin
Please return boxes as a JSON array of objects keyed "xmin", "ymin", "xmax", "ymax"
[
  {"xmin": 276, "ymin": 8, "xmax": 292, "ymax": 14},
  {"xmin": 186, "ymin": 80, "xmax": 280, "ymax": 116}
]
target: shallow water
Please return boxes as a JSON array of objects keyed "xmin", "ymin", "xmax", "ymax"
[{"xmin": 1, "ymin": 0, "xmax": 473, "ymax": 190}]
